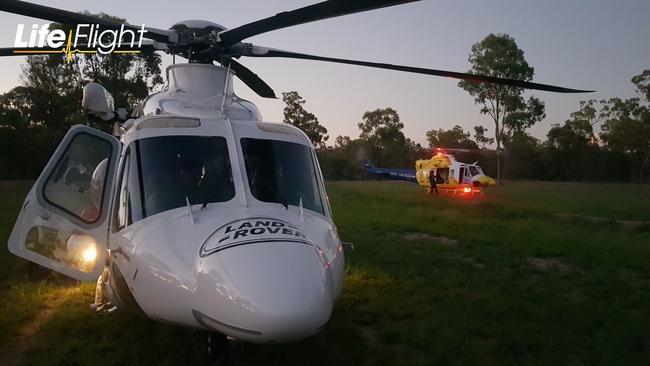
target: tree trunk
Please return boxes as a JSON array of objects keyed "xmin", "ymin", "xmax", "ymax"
[
  {"xmin": 502, "ymin": 148, "xmax": 509, "ymax": 183},
  {"xmin": 494, "ymin": 100, "xmax": 503, "ymax": 185},
  {"xmin": 497, "ymin": 150, "xmax": 503, "ymax": 185},
  {"xmin": 640, "ymin": 147, "xmax": 650, "ymax": 182},
  {"xmin": 495, "ymin": 125, "xmax": 503, "ymax": 185}
]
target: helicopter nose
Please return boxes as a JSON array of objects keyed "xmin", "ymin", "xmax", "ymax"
[
  {"xmin": 476, "ymin": 175, "xmax": 496, "ymax": 186},
  {"xmin": 194, "ymin": 241, "xmax": 333, "ymax": 343}
]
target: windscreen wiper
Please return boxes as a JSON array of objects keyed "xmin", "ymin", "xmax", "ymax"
[
  {"xmin": 201, "ymin": 169, "xmax": 226, "ymax": 210},
  {"xmin": 263, "ymin": 182, "xmax": 288, "ymax": 209}
]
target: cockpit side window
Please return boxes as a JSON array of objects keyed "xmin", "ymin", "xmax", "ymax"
[
  {"xmin": 114, "ymin": 136, "xmax": 235, "ymax": 229},
  {"xmin": 115, "ymin": 150, "xmax": 131, "ymax": 231},
  {"xmin": 311, "ymin": 149, "xmax": 333, "ymax": 219},
  {"xmin": 42, "ymin": 132, "xmax": 112, "ymax": 224},
  {"xmin": 241, "ymin": 138, "xmax": 325, "ymax": 215},
  {"xmin": 115, "ymin": 148, "xmax": 145, "ymax": 231}
]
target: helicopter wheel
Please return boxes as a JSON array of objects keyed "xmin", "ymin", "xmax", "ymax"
[{"xmin": 207, "ymin": 332, "xmax": 228, "ymax": 365}]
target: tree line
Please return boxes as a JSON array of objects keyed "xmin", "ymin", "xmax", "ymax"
[
  {"xmin": 286, "ymin": 72, "xmax": 649, "ymax": 183},
  {"xmin": 299, "ymin": 71, "xmax": 650, "ymax": 183},
  {"xmin": 285, "ymin": 34, "xmax": 649, "ymax": 183},
  {"xmin": 0, "ymin": 15, "xmax": 162, "ymax": 180},
  {"xmin": 0, "ymin": 27, "xmax": 647, "ymax": 184}
]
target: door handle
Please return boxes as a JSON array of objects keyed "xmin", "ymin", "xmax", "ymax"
[{"xmin": 110, "ymin": 246, "xmax": 130, "ymax": 261}]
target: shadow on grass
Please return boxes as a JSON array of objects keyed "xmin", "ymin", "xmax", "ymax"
[{"xmin": 21, "ymin": 267, "xmax": 393, "ymax": 366}]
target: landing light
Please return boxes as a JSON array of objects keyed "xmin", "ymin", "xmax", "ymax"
[
  {"xmin": 82, "ymin": 246, "xmax": 97, "ymax": 262},
  {"xmin": 463, "ymin": 187, "xmax": 472, "ymax": 193},
  {"xmin": 67, "ymin": 234, "xmax": 98, "ymax": 263}
]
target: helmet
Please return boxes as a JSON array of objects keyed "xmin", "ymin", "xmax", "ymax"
[{"xmin": 90, "ymin": 159, "xmax": 108, "ymax": 208}]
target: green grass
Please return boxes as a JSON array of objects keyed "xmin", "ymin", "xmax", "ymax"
[
  {"xmin": 1, "ymin": 180, "xmax": 650, "ymax": 365},
  {"xmin": 487, "ymin": 180, "xmax": 650, "ymax": 221}
]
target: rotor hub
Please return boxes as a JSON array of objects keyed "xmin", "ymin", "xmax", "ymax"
[{"xmin": 170, "ymin": 20, "xmax": 227, "ymax": 37}]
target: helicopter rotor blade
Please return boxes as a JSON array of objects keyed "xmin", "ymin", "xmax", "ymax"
[
  {"xmin": 0, "ymin": 0, "xmax": 172, "ymax": 43},
  {"xmin": 225, "ymin": 59, "xmax": 277, "ymax": 99},
  {"xmin": 219, "ymin": 0, "xmax": 420, "ymax": 46},
  {"xmin": 434, "ymin": 147, "xmax": 474, "ymax": 153},
  {"xmin": 245, "ymin": 48, "xmax": 594, "ymax": 93}
]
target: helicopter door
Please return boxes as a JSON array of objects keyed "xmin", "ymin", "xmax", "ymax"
[{"xmin": 8, "ymin": 125, "xmax": 120, "ymax": 282}]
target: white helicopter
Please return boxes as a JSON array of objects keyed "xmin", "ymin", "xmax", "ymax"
[{"xmin": 1, "ymin": 0, "xmax": 591, "ymax": 350}]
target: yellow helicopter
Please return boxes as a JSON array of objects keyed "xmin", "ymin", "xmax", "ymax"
[
  {"xmin": 415, "ymin": 148, "xmax": 496, "ymax": 196},
  {"xmin": 365, "ymin": 148, "xmax": 496, "ymax": 197}
]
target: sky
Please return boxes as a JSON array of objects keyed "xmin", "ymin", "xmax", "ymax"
[{"xmin": 0, "ymin": 0, "xmax": 648, "ymax": 146}]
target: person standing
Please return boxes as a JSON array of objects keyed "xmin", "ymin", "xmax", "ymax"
[{"xmin": 428, "ymin": 169, "xmax": 438, "ymax": 195}]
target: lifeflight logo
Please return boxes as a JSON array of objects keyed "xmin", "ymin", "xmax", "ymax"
[{"xmin": 13, "ymin": 24, "xmax": 148, "ymax": 63}]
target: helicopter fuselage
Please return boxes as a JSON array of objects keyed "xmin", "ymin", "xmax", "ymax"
[
  {"xmin": 8, "ymin": 64, "xmax": 345, "ymax": 343},
  {"xmin": 108, "ymin": 115, "xmax": 344, "ymax": 342}
]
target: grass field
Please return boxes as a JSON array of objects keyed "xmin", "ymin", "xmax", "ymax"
[{"xmin": 1, "ymin": 180, "xmax": 650, "ymax": 365}]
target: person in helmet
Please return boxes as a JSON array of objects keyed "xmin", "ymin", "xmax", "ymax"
[
  {"xmin": 80, "ymin": 159, "xmax": 115, "ymax": 313},
  {"xmin": 79, "ymin": 158, "xmax": 108, "ymax": 222}
]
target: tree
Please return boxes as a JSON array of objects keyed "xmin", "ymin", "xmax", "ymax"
[
  {"xmin": 599, "ymin": 70, "xmax": 650, "ymax": 180},
  {"xmin": 458, "ymin": 33, "xmax": 545, "ymax": 183},
  {"xmin": 545, "ymin": 118, "xmax": 597, "ymax": 182},
  {"xmin": 631, "ymin": 69, "xmax": 650, "ymax": 101},
  {"xmin": 334, "ymin": 135, "xmax": 352, "ymax": 148},
  {"xmin": 357, "ymin": 107, "xmax": 406, "ymax": 167},
  {"xmin": 547, "ymin": 120, "xmax": 593, "ymax": 151},
  {"xmin": 425, "ymin": 125, "xmax": 478, "ymax": 149},
  {"xmin": 502, "ymin": 96, "xmax": 546, "ymax": 137},
  {"xmin": 548, "ymin": 100, "xmax": 599, "ymax": 151},
  {"xmin": 317, "ymin": 135, "xmax": 366, "ymax": 180},
  {"xmin": 2, "ymin": 16, "xmax": 163, "ymax": 132},
  {"xmin": 601, "ymin": 99, "xmax": 649, "ymax": 154},
  {"xmin": 473, "ymin": 125, "xmax": 495, "ymax": 148},
  {"xmin": 503, "ymin": 131, "xmax": 543, "ymax": 180},
  {"xmin": 282, "ymin": 91, "xmax": 329, "ymax": 148},
  {"xmin": 404, "ymin": 137, "xmax": 428, "ymax": 164},
  {"xmin": 0, "ymin": 14, "xmax": 164, "ymax": 179}
]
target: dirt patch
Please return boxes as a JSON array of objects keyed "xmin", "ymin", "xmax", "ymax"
[
  {"xmin": 402, "ymin": 232, "xmax": 458, "ymax": 247},
  {"xmin": 526, "ymin": 257, "xmax": 572, "ymax": 273},
  {"xmin": 455, "ymin": 255, "xmax": 486, "ymax": 269},
  {"xmin": 444, "ymin": 252, "xmax": 487, "ymax": 269}
]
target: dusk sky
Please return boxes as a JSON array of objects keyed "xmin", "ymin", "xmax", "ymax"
[{"xmin": 0, "ymin": 0, "xmax": 648, "ymax": 146}]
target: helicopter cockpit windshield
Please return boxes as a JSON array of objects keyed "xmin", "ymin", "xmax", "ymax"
[
  {"xmin": 469, "ymin": 165, "xmax": 483, "ymax": 176},
  {"xmin": 116, "ymin": 136, "xmax": 235, "ymax": 227},
  {"xmin": 241, "ymin": 138, "xmax": 325, "ymax": 215}
]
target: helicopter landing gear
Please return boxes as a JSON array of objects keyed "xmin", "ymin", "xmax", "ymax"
[{"xmin": 207, "ymin": 332, "xmax": 228, "ymax": 365}]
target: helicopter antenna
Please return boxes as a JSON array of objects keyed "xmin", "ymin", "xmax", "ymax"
[
  {"xmin": 219, "ymin": 63, "xmax": 232, "ymax": 116},
  {"xmin": 186, "ymin": 196, "xmax": 197, "ymax": 225}
]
